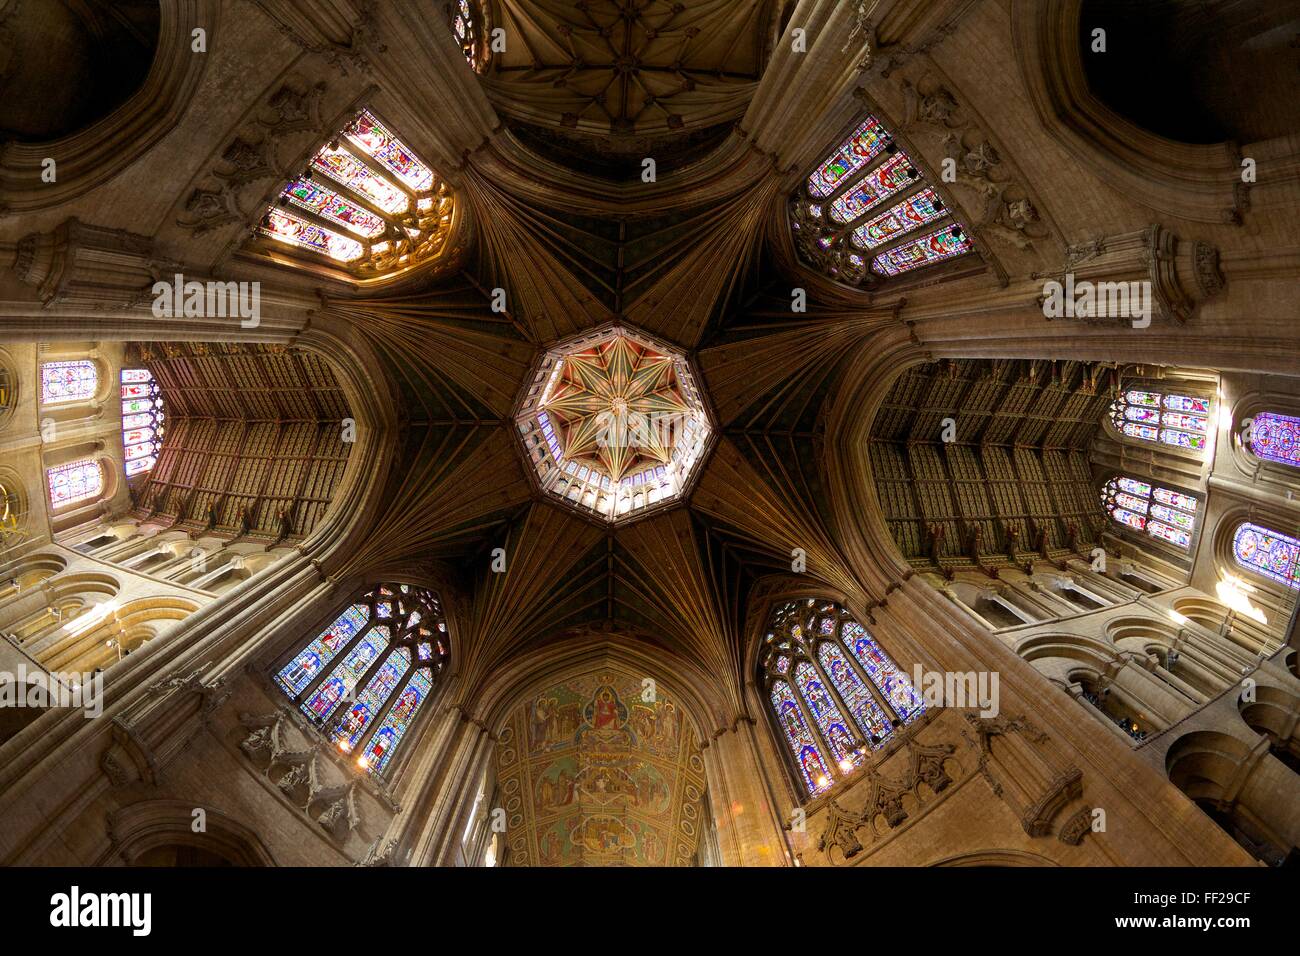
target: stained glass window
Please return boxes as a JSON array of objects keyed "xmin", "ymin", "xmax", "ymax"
[
  {"xmin": 818, "ymin": 641, "xmax": 892, "ymax": 744},
  {"xmin": 275, "ymin": 604, "xmax": 369, "ymax": 697},
  {"xmin": 1108, "ymin": 387, "xmax": 1211, "ymax": 454},
  {"xmin": 449, "ymin": 0, "xmax": 482, "ymax": 68},
  {"xmin": 1250, "ymin": 412, "xmax": 1300, "ymax": 468},
  {"xmin": 1232, "ymin": 523, "xmax": 1300, "ymax": 590},
  {"xmin": 255, "ymin": 108, "xmax": 454, "ymax": 279},
  {"xmin": 871, "ymin": 224, "xmax": 973, "ymax": 278},
  {"xmin": 794, "ymin": 661, "xmax": 861, "ymax": 769},
  {"xmin": 47, "ymin": 459, "xmax": 102, "ymax": 509},
  {"xmin": 1101, "ymin": 476, "xmax": 1198, "ymax": 550},
  {"xmin": 760, "ymin": 597, "xmax": 924, "ymax": 797},
  {"xmin": 851, "ymin": 187, "xmax": 948, "ymax": 250},
  {"xmin": 808, "ymin": 116, "xmax": 890, "ymax": 198},
  {"xmin": 841, "ymin": 622, "xmax": 926, "ymax": 721},
  {"xmin": 513, "ymin": 324, "xmax": 713, "ymax": 524},
  {"xmin": 40, "ymin": 360, "xmax": 97, "ymax": 405},
  {"xmin": 275, "ymin": 584, "xmax": 450, "ymax": 777},
  {"xmin": 360, "ymin": 668, "xmax": 434, "ymax": 774},
  {"xmin": 770, "ymin": 681, "xmax": 833, "ymax": 796},
  {"xmin": 333, "ymin": 646, "xmax": 410, "ymax": 752},
  {"xmin": 120, "ymin": 368, "xmax": 164, "ymax": 477},
  {"xmin": 790, "ymin": 113, "xmax": 974, "ymax": 286}
]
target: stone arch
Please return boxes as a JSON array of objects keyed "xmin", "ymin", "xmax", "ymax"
[
  {"xmin": 1172, "ymin": 594, "xmax": 1277, "ymax": 656},
  {"xmin": 1107, "ymin": 615, "xmax": 1228, "ymax": 701},
  {"xmin": 41, "ymin": 593, "xmax": 199, "ymax": 673},
  {"xmin": 478, "ymin": 636, "xmax": 724, "ymax": 755},
  {"xmin": 1237, "ymin": 684, "xmax": 1300, "ymax": 774},
  {"xmin": 1165, "ymin": 730, "xmax": 1256, "ymax": 798},
  {"xmin": 946, "ymin": 578, "xmax": 1042, "ymax": 629},
  {"xmin": 1011, "ymin": 0, "xmax": 1251, "ymax": 224},
  {"xmin": 475, "ymin": 636, "xmax": 723, "ymax": 867},
  {"xmin": 1077, "ymin": 0, "xmax": 1298, "ymax": 146},
  {"xmin": 2, "ymin": 569, "xmax": 119, "ymax": 636},
  {"xmin": 1164, "ymin": 728, "xmax": 1300, "ymax": 866},
  {"xmin": 1016, "ymin": 632, "xmax": 1115, "ymax": 674},
  {"xmin": 0, "ymin": 682, "xmax": 47, "ymax": 747},
  {"xmin": 1205, "ymin": 506, "xmax": 1297, "ymax": 650},
  {"xmin": 0, "ymin": 346, "xmax": 19, "ymax": 430},
  {"xmin": 100, "ymin": 798, "xmax": 277, "ymax": 867},
  {"xmin": 928, "ymin": 848, "xmax": 1060, "ymax": 867},
  {"xmin": 1, "ymin": 551, "xmax": 67, "ymax": 589},
  {"xmin": 1225, "ymin": 392, "xmax": 1300, "ymax": 491},
  {"xmin": 1031, "ymin": 568, "xmax": 1112, "ymax": 614},
  {"xmin": 0, "ymin": 1, "xmax": 217, "ymax": 212}
]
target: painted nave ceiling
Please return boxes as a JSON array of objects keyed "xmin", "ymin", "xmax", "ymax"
[{"xmin": 0, "ymin": 0, "xmax": 1298, "ymax": 873}]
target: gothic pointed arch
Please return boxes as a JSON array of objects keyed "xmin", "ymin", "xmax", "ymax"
[
  {"xmin": 270, "ymin": 582, "xmax": 451, "ymax": 779},
  {"xmin": 756, "ymin": 594, "xmax": 924, "ymax": 798}
]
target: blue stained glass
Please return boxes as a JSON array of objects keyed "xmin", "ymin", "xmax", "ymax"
[
  {"xmin": 807, "ymin": 115, "xmax": 890, "ymax": 198},
  {"xmin": 333, "ymin": 647, "xmax": 411, "ymax": 752},
  {"xmin": 1112, "ymin": 389, "xmax": 1210, "ymax": 456},
  {"xmin": 1251, "ymin": 412, "xmax": 1300, "ymax": 468},
  {"xmin": 870, "ymin": 224, "xmax": 972, "ymax": 276},
  {"xmin": 771, "ymin": 681, "xmax": 833, "ymax": 795},
  {"xmin": 301, "ymin": 626, "xmax": 390, "ymax": 723},
  {"xmin": 1233, "ymin": 523, "xmax": 1300, "ymax": 589},
  {"xmin": 1103, "ymin": 476, "xmax": 1196, "ymax": 549},
  {"xmin": 850, "ymin": 188, "xmax": 946, "ymax": 250},
  {"xmin": 794, "ymin": 662, "xmax": 860, "ymax": 767},
  {"xmin": 359, "ymin": 668, "xmax": 434, "ymax": 774},
  {"xmin": 276, "ymin": 603, "xmax": 369, "ymax": 697},
  {"xmin": 842, "ymin": 623, "xmax": 924, "ymax": 721},
  {"xmin": 818, "ymin": 641, "xmax": 892, "ymax": 744}
]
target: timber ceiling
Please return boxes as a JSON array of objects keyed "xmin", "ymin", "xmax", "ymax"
[
  {"xmin": 869, "ymin": 359, "xmax": 1111, "ymax": 573},
  {"xmin": 126, "ymin": 343, "xmax": 353, "ymax": 543}
]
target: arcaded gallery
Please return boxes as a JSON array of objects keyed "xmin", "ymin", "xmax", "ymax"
[{"xmin": 0, "ymin": 0, "xmax": 1298, "ymax": 906}]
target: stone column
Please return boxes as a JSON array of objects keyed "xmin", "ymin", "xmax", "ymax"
[{"xmin": 701, "ymin": 716, "xmax": 793, "ymax": 867}]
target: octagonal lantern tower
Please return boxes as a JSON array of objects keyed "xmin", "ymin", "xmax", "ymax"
[{"xmin": 514, "ymin": 322, "xmax": 715, "ymax": 525}]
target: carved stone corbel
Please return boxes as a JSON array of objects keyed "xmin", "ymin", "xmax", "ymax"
[
  {"xmin": 908, "ymin": 739, "xmax": 956, "ymax": 794},
  {"xmin": 1032, "ymin": 225, "xmax": 1224, "ymax": 324},
  {"xmin": 963, "ymin": 712, "xmax": 1089, "ymax": 841},
  {"xmin": 12, "ymin": 219, "xmax": 169, "ymax": 311},
  {"xmin": 99, "ymin": 664, "xmax": 226, "ymax": 787},
  {"xmin": 313, "ymin": 782, "xmax": 362, "ymax": 839},
  {"xmin": 1058, "ymin": 805, "xmax": 1094, "ymax": 846},
  {"xmin": 816, "ymin": 800, "xmax": 867, "ymax": 863}
]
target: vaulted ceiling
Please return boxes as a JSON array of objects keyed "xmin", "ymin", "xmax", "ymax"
[
  {"xmin": 4, "ymin": 0, "xmax": 1163, "ymax": 727},
  {"xmin": 483, "ymin": 0, "xmax": 779, "ymax": 168}
]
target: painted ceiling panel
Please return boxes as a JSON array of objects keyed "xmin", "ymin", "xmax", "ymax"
[{"xmin": 497, "ymin": 669, "xmax": 707, "ymax": 866}]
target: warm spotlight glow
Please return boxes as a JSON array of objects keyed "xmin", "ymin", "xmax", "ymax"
[
  {"xmin": 816, "ymin": 774, "xmax": 830, "ymax": 788},
  {"xmin": 1168, "ymin": 610, "xmax": 1189, "ymax": 627},
  {"xmin": 63, "ymin": 601, "xmax": 117, "ymax": 636},
  {"xmin": 1216, "ymin": 575, "xmax": 1268, "ymax": 625},
  {"xmin": 838, "ymin": 758, "xmax": 854, "ymax": 772}
]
